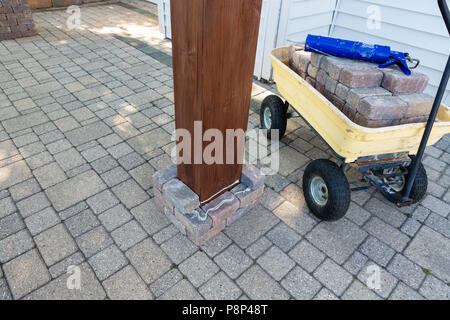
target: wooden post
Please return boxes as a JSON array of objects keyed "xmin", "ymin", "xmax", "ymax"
[{"xmin": 171, "ymin": 0, "xmax": 263, "ymax": 204}]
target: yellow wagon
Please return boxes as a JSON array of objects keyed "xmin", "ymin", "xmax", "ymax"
[{"xmin": 260, "ymin": 44, "xmax": 450, "ymax": 221}]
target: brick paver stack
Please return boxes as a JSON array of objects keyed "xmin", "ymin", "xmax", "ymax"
[
  {"xmin": 153, "ymin": 164, "xmax": 265, "ymax": 246},
  {"xmin": 0, "ymin": 0, "xmax": 37, "ymax": 40},
  {"xmin": 289, "ymin": 45, "xmax": 433, "ymax": 128}
]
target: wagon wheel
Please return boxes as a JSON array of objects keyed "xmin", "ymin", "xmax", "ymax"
[
  {"xmin": 379, "ymin": 156, "xmax": 428, "ymax": 204},
  {"xmin": 302, "ymin": 159, "xmax": 351, "ymax": 221},
  {"xmin": 260, "ymin": 95, "xmax": 287, "ymax": 139}
]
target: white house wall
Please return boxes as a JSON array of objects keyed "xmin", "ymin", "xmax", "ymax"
[
  {"xmin": 330, "ymin": 0, "xmax": 450, "ymax": 104},
  {"xmin": 158, "ymin": 0, "xmax": 171, "ymax": 37},
  {"xmin": 255, "ymin": 0, "xmax": 283, "ymax": 80},
  {"xmin": 276, "ymin": 0, "xmax": 336, "ymax": 46}
]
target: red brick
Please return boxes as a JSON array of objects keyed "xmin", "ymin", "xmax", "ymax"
[
  {"xmin": 6, "ymin": 17, "xmax": 17, "ymax": 25},
  {"xmin": 21, "ymin": 31, "xmax": 36, "ymax": 38},
  {"xmin": 310, "ymin": 52, "xmax": 324, "ymax": 68},
  {"xmin": 321, "ymin": 88, "xmax": 335, "ymax": 105},
  {"xmin": 12, "ymin": 4, "xmax": 25, "ymax": 12},
  {"xmin": 335, "ymin": 83, "xmax": 350, "ymax": 100},
  {"xmin": 330, "ymin": 94, "xmax": 345, "ymax": 111},
  {"xmin": 325, "ymin": 75, "xmax": 338, "ymax": 93},
  {"xmin": 152, "ymin": 164, "xmax": 177, "ymax": 191},
  {"xmin": 250, "ymin": 195, "xmax": 263, "ymax": 208},
  {"xmin": 316, "ymin": 69, "xmax": 327, "ymax": 86},
  {"xmin": 175, "ymin": 209, "xmax": 213, "ymax": 242},
  {"xmin": 18, "ymin": 22, "xmax": 29, "ymax": 32},
  {"xmin": 163, "ymin": 179, "xmax": 199, "ymax": 214},
  {"xmin": 164, "ymin": 208, "xmax": 186, "ymax": 235},
  {"xmin": 399, "ymin": 93, "xmax": 434, "ymax": 118},
  {"xmin": 10, "ymin": 31, "xmax": 20, "ymax": 37},
  {"xmin": 289, "ymin": 44, "xmax": 303, "ymax": 67},
  {"xmin": 320, "ymin": 56, "xmax": 351, "ymax": 80},
  {"xmin": 241, "ymin": 164, "xmax": 264, "ymax": 189},
  {"xmin": 226, "ymin": 205, "xmax": 251, "ymax": 226},
  {"xmin": 0, "ymin": 32, "xmax": 15, "ymax": 39},
  {"xmin": 188, "ymin": 218, "xmax": 225, "ymax": 246},
  {"xmin": 305, "ymin": 76, "xmax": 316, "ymax": 87},
  {"xmin": 322, "ymin": 89, "xmax": 345, "ymax": 112},
  {"xmin": 231, "ymin": 184, "xmax": 264, "ymax": 208},
  {"xmin": 307, "ymin": 64, "xmax": 318, "ymax": 78},
  {"xmin": 316, "ymin": 82, "xmax": 325, "ymax": 94},
  {"xmin": 201, "ymin": 191, "xmax": 239, "ymax": 228},
  {"xmin": 154, "ymin": 186, "xmax": 174, "ymax": 213},
  {"xmin": 339, "ymin": 66, "xmax": 383, "ymax": 88},
  {"xmin": 358, "ymin": 96, "xmax": 408, "ymax": 120},
  {"xmin": 354, "ymin": 113, "xmax": 394, "ymax": 128},
  {"xmin": 9, "ymin": 24, "xmax": 19, "ymax": 32},
  {"xmin": 290, "ymin": 50, "xmax": 311, "ymax": 75},
  {"xmin": 381, "ymin": 69, "xmax": 429, "ymax": 94},
  {"xmin": 342, "ymin": 103, "xmax": 357, "ymax": 121},
  {"xmin": 0, "ymin": 6, "xmax": 13, "ymax": 14},
  {"xmin": 392, "ymin": 116, "xmax": 428, "ymax": 126},
  {"xmin": 17, "ymin": 17, "xmax": 32, "ymax": 24},
  {"xmin": 346, "ymin": 87, "xmax": 392, "ymax": 108}
]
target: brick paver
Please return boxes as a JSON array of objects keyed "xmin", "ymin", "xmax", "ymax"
[{"xmin": 0, "ymin": 0, "xmax": 448, "ymax": 300}]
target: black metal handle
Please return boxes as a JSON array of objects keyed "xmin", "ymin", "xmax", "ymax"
[
  {"xmin": 438, "ymin": 0, "xmax": 450, "ymax": 34},
  {"xmin": 403, "ymin": 0, "xmax": 450, "ymax": 201}
]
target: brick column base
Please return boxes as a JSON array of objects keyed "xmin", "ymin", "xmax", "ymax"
[
  {"xmin": 0, "ymin": 0, "xmax": 37, "ymax": 40},
  {"xmin": 153, "ymin": 164, "xmax": 265, "ymax": 246}
]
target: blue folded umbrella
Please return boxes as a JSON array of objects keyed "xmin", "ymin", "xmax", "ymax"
[{"xmin": 305, "ymin": 34, "xmax": 419, "ymax": 76}]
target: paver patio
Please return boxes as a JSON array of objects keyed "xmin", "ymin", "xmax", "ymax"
[{"xmin": 0, "ymin": 1, "xmax": 449, "ymax": 300}]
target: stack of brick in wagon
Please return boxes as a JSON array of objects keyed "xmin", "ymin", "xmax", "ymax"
[
  {"xmin": 0, "ymin": 0, "xmax": 37, "ymax": 40},
  {"xmin": 289, "ymin": 45, "xmax": 433, "ymax": 128}
]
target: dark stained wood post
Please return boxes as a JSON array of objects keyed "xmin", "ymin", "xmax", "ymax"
[{"xmin": 171, "ymin": 0, "xmax": 263, "ymax": 204}]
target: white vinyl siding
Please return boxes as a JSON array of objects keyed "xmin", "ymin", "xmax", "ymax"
[
  {"xmin": 330, "ymin": 0, "xmax": 450, "ymax": 104},
  {"xmin": 276, "ymin": 0, "xmax": 336, "ymax": 46},
  {"xmin": 158, "ymin": 0, "xmax": 171, "ymax": 37},
  {"xmin": 254, "ymin": 0, "xmax": 283, "ymax": 80}
]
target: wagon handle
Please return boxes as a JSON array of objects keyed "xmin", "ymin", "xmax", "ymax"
[
  {"xmin": 402, "ymin": 0, "xmax": 450, "ymax": 202},
  {"xmin": 438, "ymin": 0, "xmax": 450, "ymax": 34}
]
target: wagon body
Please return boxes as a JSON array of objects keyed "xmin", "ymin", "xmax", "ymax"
[{"xmin": 270, "ymin": 46, "xmax": 450, "ymax": 163}]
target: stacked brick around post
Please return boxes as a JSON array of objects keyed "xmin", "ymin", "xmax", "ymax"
[
  {"xmin": 289, "ymin": 45, "xmax": 433, "ymax": 128},
  {"xmin": 153, "ymin": 164, "xmax": 265, "ymax": 246},
  {"xmin": 0, "ymin": 0, "xmax": 37, "ymax": 40}
]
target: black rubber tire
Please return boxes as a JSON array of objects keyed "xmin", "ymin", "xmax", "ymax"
[
  {"xmin": 381, "ymin": 157, "xmax": 428, "ymax": 204},
  {"xmin": 408, "ymin": 161, "xmax": 428, "ymax": 203},
  {"xmin": 260, "ymin": 95, "xmax": 287, "ymax": 139},
  {"xmin": 302, "ymin": 159, "xmax": 351, "ymax": 221}
]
